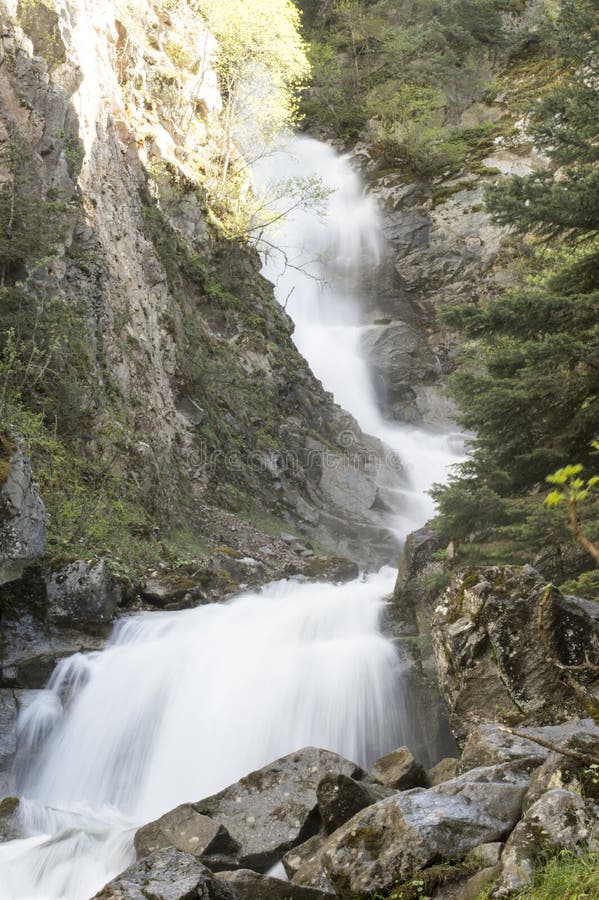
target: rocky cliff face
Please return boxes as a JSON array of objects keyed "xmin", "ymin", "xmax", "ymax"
[
  {"xmin": 0, "ymin": 441, "xmax": 46, "ymax": 586},
  {"xmin": 353, "ymin": 125, "xmax": 544, "ymax": 427},
  {"xmin": 0, "ymin": 0, "xmax": 405, "ymax": 568}
]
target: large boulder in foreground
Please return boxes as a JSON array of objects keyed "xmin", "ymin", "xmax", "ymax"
[
  {"xmin": 432, "ymin": 566, "xmax": 599, "ymax": 743},
  {"xmin": 0, "ymin": 443, "xmax": 46, "ymax": 586},
  {"xmin": 139, "ymin": 748, "xmax": 363, "ymax": 874},
  {"xmin": 318, "ymin": 759, "xmax": 536, "ymax": 899},
  {"xmin": 93, "ymin": 847, "xmax": 236, "ymax": 899}
]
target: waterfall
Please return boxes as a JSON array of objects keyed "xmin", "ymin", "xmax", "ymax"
[
  {"xmin": 254, "ymin": 136, "xmax": 462, "ymax": 537},
  {"xmin": 0, "ymin": 572, "xmax": 407, "ymax": 899},
  {"xmin": 0, "ymin": 137, "xmax": 462, "ymax": 899}
]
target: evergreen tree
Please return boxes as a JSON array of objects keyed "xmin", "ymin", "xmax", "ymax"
[
  {"xmin": 433, "ymin": 0, "xmax": 599, "ymax": 553},
  {"xmin": 486, "ymin": 0, "xmax": 599, "ymax": 243}
]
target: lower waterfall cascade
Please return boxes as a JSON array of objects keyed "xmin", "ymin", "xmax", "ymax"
[{"xmin": 0, "ymin": 137, "xmax": 463, "ymax": 899}]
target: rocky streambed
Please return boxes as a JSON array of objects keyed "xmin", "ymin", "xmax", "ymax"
[{"xmin": 52, "ymin": 721, "xmax": 596, "ymax": 900}]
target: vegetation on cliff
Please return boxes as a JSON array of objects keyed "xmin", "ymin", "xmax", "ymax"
[
  {"xmin": 0, "ymin": 0, "xmax": 317, "ymax": 579},
  {"xmin": 302, "ymin": 0, "xmax": 526, "ymax": 177},
  {"xmin": 429, "ymin": 0, "xmax": 599, "ymax": 592}
]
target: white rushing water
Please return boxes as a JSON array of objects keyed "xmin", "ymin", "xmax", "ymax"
[
  {"xmin": 0, "ymin": 571, "xmax": 406, "ymax": 899},
  {"xmin": 0, "ymin": 137, "xmax": 462, "ymax": 899},
  {"xmin": 255, "ymin": 135, "xmax": 463, "ymax": 538}
]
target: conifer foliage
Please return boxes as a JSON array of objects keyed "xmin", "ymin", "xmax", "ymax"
[{"xmin": 432, "ymin": 0, "xmax": 599, "ymax": 558}]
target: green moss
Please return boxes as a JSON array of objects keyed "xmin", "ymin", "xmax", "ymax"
[
  {"xmin": 0, "ymin": 433, "xmax": 15, "ymax": 486},
  {"xmin": 380, "ymin": 861, "xmax": 478, "ymax": 899},
  {"xmin": 215, "ymin": 544, "xmax": 244, "ymax": 559},
  {"xmin": 16, "ymin": 0, "xmax": 66, "ymax": 69},
  {"xmin": 0, "ymin": 796, "xmax": 19, "ymax": 816}
]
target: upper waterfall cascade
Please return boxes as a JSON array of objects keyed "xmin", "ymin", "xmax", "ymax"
[
  {"xmin": 0, "ymin": 137, "xmax": 461, "ymax": 900},
  {"xmin": 255, "ymin": 136, "xmax": 462, "ymax": 538}
]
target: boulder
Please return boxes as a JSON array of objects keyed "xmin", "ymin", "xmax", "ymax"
[
  {"xmin": 219, "ymin": 869, "xmax": 334, "ymax": 899},
  {"xmin": 0, "ymin": 796, "xmax": 21, "ymax": 841},
  {"xmin": 317, "ymin": 774, "xmax": 393, "ymax": 835},
  {"xmin": 458, "ymin": 865, "xmax": 501, "ymax": 900},
  {"xmin": 320, "ymin": 759, "xmax": 535, "ymax": 899},
  {"xmin": 522, "ymin": 731, "xmax": 599, "ymax": 812},
  {"xmin": 497, "ymin": 790, "xmax": 599, "ymax": 895},
  {"xmin": 427, "ymin": 757, "xmax": 459, "ymax": 786},
  {"xmin": 368, "ymin": 746, "xmax": 426, "ymax": 790},
  {"xmin": 0, "ymin": 444, "xmax": 46, "ymax": 586},
  {"xmin": 190, "ymin": 747, "xmax": 363, "ymax": 871},
  {"xmin": 292, "ymin": 843, "xmax": 336, "ymax": 895},
  {"xmin": 466, "ymin": 842, "xmax": 504, "ymax": 868},
  {"xmin": 134, "ymin": 803, "xmax": 240, "ymax": 869},
  {"xmin": 46, "ymin": 559, "xmax": 121, "ymax": 628},
  {"xmin": 459, "ymin": 720, "xmax": 599, "ymax": 772},
  {"xmin": 93, "ymin": 848, "xmax": 236, "ymax": 899},
  {"xmin": 283, "ymin": 836, "xmax": 325, "ymax": 880},
  {"xmin": 432, "ymin": 567, "xmax": 599, "ymax": 743}
]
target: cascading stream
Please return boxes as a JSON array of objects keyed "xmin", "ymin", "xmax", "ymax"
[
  {"xmin": 255, "ymin": 136, "xmax": 463, "ymax": 538},
  {"xmin": 0, "ymin": 572, "xmax": 406, "ymax": 900},
  {"xmin": 0, "ymin": 137, "xmax": 462, "ymax": 900}
]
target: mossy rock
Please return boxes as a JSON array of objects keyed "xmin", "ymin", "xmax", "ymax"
[{"xmin": 385, "ymin": 861, "xmax": 478, "ymax": 899}]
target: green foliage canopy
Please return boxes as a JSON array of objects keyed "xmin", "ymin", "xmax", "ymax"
[
  {"xmin": 486, "ymin": 0, "xmax": 599, "ymax": 241},
  {"xmin": 431, "ymin": 0, "xmax": 599, "ymax": 571}
]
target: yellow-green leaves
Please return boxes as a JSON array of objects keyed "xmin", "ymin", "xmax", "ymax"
[
  {"xmin": 545, "ymin": 462, "xmax": 598, "ymax": 507},
  {"xmin": 198, "ymin": 0, "xmax": 310, "ymax": 183}
]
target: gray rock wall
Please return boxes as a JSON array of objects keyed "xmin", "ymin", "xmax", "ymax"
[{"xmin": 0, "ymin": 446, "xmax": 46, "ymax": 587}]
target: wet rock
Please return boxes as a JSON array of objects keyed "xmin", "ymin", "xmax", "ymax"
[
  {"xmin": 316, "ymin": 774, "xmax": 393, "ymax": 835},
  {"xmin": 93, "ymin": 848, "xmax": 236, "ymax": 899},
  {"xmin": 369, "ymin": 746, "xmax": 426, "ymax": 790},
  {"xmin": 319, "ymin": 759, "xmax": 535, "ymax": 899},
  {"xmin": 141, "ymin": 577, "xmax": 206, "ymax": 609},
  {"xmin": 283, "ymin": 836, "xmax": 325, "ymax": 880},
  {"xmin": 497, "ymin": 790, "xmax": 599, "ymax": 895},
  {"xmin": 0, "ymin": 690, "xmax": 17, "ymax": 781},
  {"xmin": 291, "ymin": 843, "xmax": 336, "ymax": 895},
  {"xmin": 0, "ymin": 445, "xmax": 46, "ymax": 587},
  {"xmin": 219, "ymin": 869, "xmax": 334, "ymax": 899},
  {"xmin": 522, "ymin": 729, "xmax": 599, "ymax": 812},
  {"xmin": 0, "ymin": 796, "xmax": 21, "ymax": 841},
  {"xmin": 459, "ymin": 720, "xmax": 599, "ymax": 772},
  {"xmin": 134, "ymin": 803, "xmax": 240, "ymax": 869},
  {"xmin": 387, "ymin": 528, "xmax": 457, "ymax": 768},
  {"xmin": 432, "ymin": 567, "xmax": 599, "ymax": 743},
  {"xmin": 299, "ymin": 557, "xmax": 360, "ymax": 583},
  {"xmin": 46, "ymin": 560, "xmax": 121, "ymax": 629},
  {"xmin": 360, "ymin": 322, "xmax": 439, "ymax": 422},
  {"xmin": 0, "ymin": 585, "xmax": 106, "ymax": 688},
  {"xmin": 427, "ymin": 757, "xmax": 460, "ymax": 786},
  {"xmin": 192, "ymin": 747, "xmax": 363, "ymax": 872}
]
